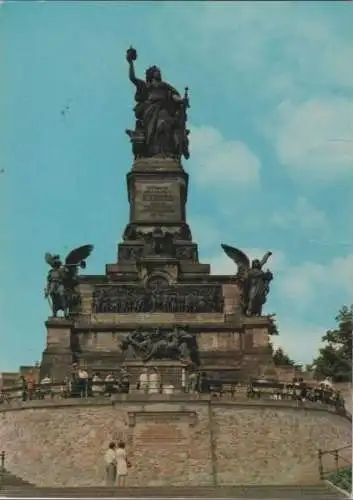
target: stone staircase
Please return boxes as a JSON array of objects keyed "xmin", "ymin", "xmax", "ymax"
[
  {"xmin": 0, "ymin": 483, "xmax": 347, "ymax": 498},
  {"xmin": 0, "ymin": 468, "xmax": 34, "ymax": 489}
]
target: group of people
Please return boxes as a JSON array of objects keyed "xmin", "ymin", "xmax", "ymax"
[
  {"xmin": 64, "ymin": 364, "xmax": 206, "ymax": 398},
  {"xmin": 0, "ymin": 364, "xmax": 210, "ymax": 402},
  {"xmin": 104, "ymin": 441, "xmax": 130, "ymax": 487},
  {"xmin": 248, "ymin": 377, "xmax": 346, "ymax": 411},
  {"xmin": 0, "ymin": 366, "xmax": 131, "ymax": 402},
  {"xmin": 60, "ymin": 366, "xmax": 130, "ymax": 399},
  {"xmin": 0, "ymin": 372, "xmax": 40, "ymax": 403},
  {"xmin": 0, "ymin": 367, "xmax": 347, "ymax": 414},
  {"xmin": 136, "ymin": 367, "xmax": 210, "ymax": 395}
]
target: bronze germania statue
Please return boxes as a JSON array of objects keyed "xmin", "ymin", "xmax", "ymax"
[
  {"xmin": 125, "ymin": 46, "xmax": 190, "ymax": 160},
  {"xmin": 221, "ymin": 244, "xmax": 273, "ymax": 317},
  {"xmin": 44, "ymin": 245, "xmax": 94, "ymax": 318}
]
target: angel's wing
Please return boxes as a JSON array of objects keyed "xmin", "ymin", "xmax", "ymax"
[
  {"xmin": 65, "ymin": 244, "xmax": 94, "ymax": 266},
  {"xmin": 221, "ymin": 244, "xmax": 250, "ymax": 278},
  {"xmin": 44, "ymin": 252, "xmax": 56, "ymax": 268}
]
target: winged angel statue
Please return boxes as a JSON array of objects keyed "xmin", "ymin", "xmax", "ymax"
[
  {"xmin": 221, "ymin": 244, "xmax": 273, "ymax": 316},
  {"xmin": 44, "ymin": 245, "xmax": 94, "ymax": 318}
]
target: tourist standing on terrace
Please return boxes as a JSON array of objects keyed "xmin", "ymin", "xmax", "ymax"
[
  {"xmin": 60, "ymin": 376, "xmax": 71, "ymax": 398},
  {"xmin": 148, "ymin": 367, "xmax": 160, "ymax": 394},
  {"xmin": 40, "ymin": 374, "xmax": 52, "ymax": 399},
  {"xmin": 78, "ymin": 366, "xmax": 89, "ymax": 398},
  {"xmin": 26, "ymin": 371, "xmax": 35, "ymax": 400},
  {"xmin": 188, "ymin": 368, "xmax": 199, "ymax": 395},
  {"xmin": 104, "ymin": 372, "xmax": 115, "ymax": 396},
  {"xmin": 138, "ymin": 367, "xmax": 149, "ymax": 394},
  {"xmin": 119, "ymin": 369, "xmax": 130, "ymax": 394},
  {"xmin": 70, "ymin": 363, "xmax": 79, "ymax": 397},
  {"xmin": 92, "ymin": 372, "xmax": 103, "ymax": 396},
  {"xmin": 19, "ymin": 376, "xmax": 27, "ymax": 401}
]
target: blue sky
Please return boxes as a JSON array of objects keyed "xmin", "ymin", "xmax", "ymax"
[{"xmin": 1, "ymin": 1, "xmax": 352, "ymax": 371}]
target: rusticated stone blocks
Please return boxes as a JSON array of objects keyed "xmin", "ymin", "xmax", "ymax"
[{"xmin": 222, "ymin": 284, "xmax": 242, "ymax": 315}]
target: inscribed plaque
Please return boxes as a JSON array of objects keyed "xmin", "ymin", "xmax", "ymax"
[{"xmin": 133, "ymin": 180, "xmax": 181, "ymax": 222}]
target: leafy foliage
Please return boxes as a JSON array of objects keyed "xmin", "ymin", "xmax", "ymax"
[
  {"xmin": 328, "ymin": 466, "xmax": 352, "ymax": 493},
  {"xmin": 313, "ymin": 305, "xmax": 353, "ymax": 382},
  {"xmin": 273, "ymin": 347, "xmax": 296, "ymax": 367}
]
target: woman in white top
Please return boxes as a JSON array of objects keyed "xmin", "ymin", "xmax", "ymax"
[
  {"xmin": 116, "ymin": 441, "xmax": 129, "ymax": 487},
  {"xmin": 138, "ymin": 368, "xmax": 149, "ymax": 393},
  {"xmin": 148, "ymin": 368, "xmax": 160, "ymax": 394},
  {"xmin": 104, "ymin": 442, "xmax": 117, "ymax": 486},
  {"xmin": 92, "ymin": 373, "xmax": 103, "ymax": 396}
]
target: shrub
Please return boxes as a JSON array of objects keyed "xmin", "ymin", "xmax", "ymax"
[{"xmin": 328, "ymin": 466, "xmax": 352, "ymax": 493}]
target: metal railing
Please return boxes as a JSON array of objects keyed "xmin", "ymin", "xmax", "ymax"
[
  {"xmin": 0, "ymin": 450, "xmax": 5, "ymax": 490},
  {"xmin": 318, "ymin": 444, "xmax": 352, "ymax": 491},
  {"xmin": 0, "ymin": 378, "xmax": 348, "ymax": 412}
]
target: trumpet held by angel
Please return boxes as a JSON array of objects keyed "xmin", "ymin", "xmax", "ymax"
[{"xmin": 221, "ymin": 244, "xmax": 273, "ymax": 317}]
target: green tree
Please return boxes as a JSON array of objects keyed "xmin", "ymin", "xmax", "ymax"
[
  {"xmin": 313, "ymin": 305, "xmax": 353, "ymax": 382},
  {"xmin": 273, "ymin": 347, "xmax": 296, "ymax": 367}
]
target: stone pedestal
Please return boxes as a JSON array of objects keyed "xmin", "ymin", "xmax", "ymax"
[
  {"xmin": 40, "ymin": 319, "xmax": 74, "ymax": 381},
  {"xmin": 40, "ymin": 155, "xmax": 277, "ymax": 383},
  {"xmin": 128, "ymin": 158, "xmax": 188, "ymax": 225},
  {"xmin": 104, "ymin": 157, "xmax": 210, "ymax": 280}
]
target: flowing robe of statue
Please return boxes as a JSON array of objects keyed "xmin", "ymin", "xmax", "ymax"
[
  {"xmin": 126, "ymin": 47, "xmax": 189, "ymax": 159},
  {"xmin": 142, "ymin": 82, "xmax": 179, "ymax": 156},
  {"xmin": 46, "ymin": 265, "xmax": 68, "ymax": 313},
  {"xmin": 246, "ymin": 266, "xmax": 273, "ymax": 316}
]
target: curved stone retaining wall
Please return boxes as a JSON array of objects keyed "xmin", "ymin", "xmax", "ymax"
[{"xmin": 0, "ymin": 399, "xmax": 351, "ymax": 487}]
